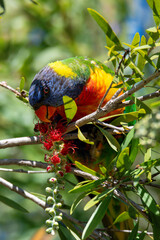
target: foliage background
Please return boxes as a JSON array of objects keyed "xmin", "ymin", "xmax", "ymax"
[{"xmin": 0, "ymin": 0, "xmax": 154, "ymax": 239}]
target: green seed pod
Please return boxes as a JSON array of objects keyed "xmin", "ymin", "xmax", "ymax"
[
  {"xmin": 54, "ymin": 215, "xmax": 63, "ymax": 221},
  {"xmin": 45, "ymin": 187, "xmax": 53, "ymax": 193},
  {"xmin": 56, "ymin": 202, "xmax": 62, "ymax": 208},
  {"xmin": 45, "ymin": 207, "xmax": 52, "ymax": 213},
  {"xmin": 45, "ymin": 219, "xmax": 53, "ymax": 226},
  {"xmin": 46, "ymin": 227, "xmax": 53, "ymax": 234},
  {"xmin": 49, "ymin": 208, "xmax": 56, "ymax": 215},
  {"xmin": 47, "ymin": 196, "xmax": 54, "ymax": 204}
]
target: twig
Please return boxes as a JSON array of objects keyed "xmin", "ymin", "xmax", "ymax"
[
  {"xmin": 98, "ymin": 80, "xmax": 113, "ymax": 110},
  {"xmin": 95, "ymin": 120, "xmax": 133, "ymax": 132},
  {"xmin": 0, "ymin": 159, "xmax": 47, "ymax": 169},
  {"xmin": 0, "ymin": 177, "xmax": 46, "ymax": 208},
  {"xmin": 0, "ymin": 81, "xmax": 22, "ymax": 97},
  {"xmin": 0, "ymin": 167, "xmax": 47, "ymax": 174},
  {"xmin": 113, "ymin": 189, "xmax": 149, "ymax": 220},
  {"xmin": 65, "ymin": 71, "xmax": 160, "ymax": 133},
  {"xmin": 97, "ymin": 228, "xmax": 153, "ymax": 235},
  {"xmin": 0, "ymin": 133, "xmax": 89, "ymax": 149},
  {"xmin": 119, "ymin": 89, "xmax": 160, "ymax": 108},
  {"xmin": 0, "ymin": 176, "xmax": 106, "ymax": 240},
  {"xmin": 0, "ymin": 136, "xmax": 42, "ymax": 149}
]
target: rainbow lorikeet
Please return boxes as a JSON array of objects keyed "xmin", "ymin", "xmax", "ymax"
[{"xmin": 29, "ymin": 56, "xmax": 132, "ymax": 239}]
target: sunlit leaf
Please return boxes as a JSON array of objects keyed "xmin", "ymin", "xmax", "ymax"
[
  {"xmin": 146, "ymin": 0, "xmax": 160, "ymax": 26},
  {"xmin": 69, "ymin": 179, "xmax": 103, "ymax": 194},
  {"xmin": 0, "ymin": 195, "xmax": 28, "ymax": 213},
  {"xmin": 76, "ymin": 126, "xmax": 94, "ymax": 145},
  {"xmin": 84, "ymin": 188, "xmax": 115, "ymax": 211},
  {"xmin": 111, "ymin": 109, "xmax": 146, "ymax": 126},
  {"xmin": 88, "ymin": 8, "xmax": 122, "ymax": 47},
  {"xmin": 136, "ymin": 184, "xmax": 160, "ymax": 215},
  {"xmin": 137, "ymin": 35, "xmax": 147, "ymax": 71},
  {"xmin": 82, "ymin": 194, "xmax": 112, "ymax": 240},
  {"xmin": 116, "ymin": 147, "xmax": 130, "ymax": 174},
  {"xmin": 135, "ymin": 98, "xmax": 152, "ymax": 114},
  {"xmin": 63, "ymin": 95, "xmax": 77, "ymax": 123},
  {"xmin": 96, "ymin": 125, "xmax": 120, "ymax": 152},
  {"xmin": 113, "ymin": 211, "xmax": 131, "ymax": 225},
  {"xmin": 74, "ymin": 161, "xmax": 101, "ymax": 177}
]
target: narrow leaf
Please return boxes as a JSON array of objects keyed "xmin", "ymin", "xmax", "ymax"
[
  {"xmin": 76, "ymin": 126, "xmax": 94, "ymax": 145},
  {"xmin": 0, "ymin": 195, "xmax": 28, "ymax": 213},
  {"xmin": 137, "ymin": 35, "xmax": 147, "ymax": 71},
  {"xmin": 63, "ymin": 96, "xmax": 77, "ymax": 123},
  {"xmin": 69, "ymin": 179, "xmax": 103, "ymax": 194},
  {"xmin": 88, "ymin": 8, "xmax": 122, "ymax": 47},
  {"xmin": 128, "ymin": 222, "xmax": 139, "ymax": 240},
  {"xmin": 82, "ymin": 195, "xmax": 112, "ymax": 240},
  {"xmin": 75, "ymin": 161, "xmax": 100, "ymax": 177},
  {"xmin": 113, "ymin": 211, "xmax": 131, "ymax": 225},
  {"xmin": 146, "ymin": 0, "xmax": 160, "ymax": 26},
  {"xmin": 20, "ymin": 77, "xmax": 25, "ymax": 92},
  {"xmin": 136, "ymin": 184, "xmax": 160, "ymax": 215},
  {"xmin": 97, "ymin": 125, "xmax": 120, "ymax": 152},
  {"xmin": 70, "ymin": 192, "xmax": 89, "ymax": 214},
  {"xmin": 84, "ymin": 188, "xmax": 115, "ymax": 211},
  {"xmin": 116, "ymin": 147, "xmax": 130, "ymax": 174}
]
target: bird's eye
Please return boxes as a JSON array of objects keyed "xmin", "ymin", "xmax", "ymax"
[{"xmin": 44, "ymin": 86, "xmax": 49, "ymax": 94}]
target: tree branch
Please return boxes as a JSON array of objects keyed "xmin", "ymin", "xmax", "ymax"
[
  {"xmin": 0, "ymin": 167, "xmax": 47, "ymax": 174},
  {"xmin": 65, "ymin": 71, "xmax": 160, "ymax": 133},
  {"xmin": 0, "ymin": 158, "xmax": 47, "ymax": 168},
  {"xmin": 0, "ymin": 177, "xmax": 46, "ymax": 208}
]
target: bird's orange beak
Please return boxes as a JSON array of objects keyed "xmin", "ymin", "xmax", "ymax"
[{"xmin": 35, "ymin": 105, "xmax": 56, "ymax": 122}]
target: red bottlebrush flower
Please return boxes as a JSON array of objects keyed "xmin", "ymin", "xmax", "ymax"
[
  {"xmin": 60, "ymin": 141, "xmax": 76, "ymax": 156},
  {"xmin": 50, "ymin": 154, "xmax": 61, "ymax": 165},
  {"xmin": 34, "ymin": 122, "xmax": 49, "ymax": 134},
  {"xmin": 50, "ymin": 129, "xmax": 63, "ymax": 142},
  {"xmin": 46, "ymin": 165, "xmax": 53, "ymax": 172},
  {"xmin": 43, "ymin": 139, "xmax": 53, "ymax": 150},
  {"xmin": 58, "ymin": 171, "xmax": 64, "ymax": 177},
  {"xmin": 65, "ymin": 163, "xmax": 72, "ymax": 173}
]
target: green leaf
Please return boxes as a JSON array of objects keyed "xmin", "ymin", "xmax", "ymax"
[
  {"xmin": 146, "ymin": 0, "xmax": 160, "ymax": 26},
  {"xmin": 111, "ymin": 109, "xmax": 146, "ymax": 126},
  {"xmin": 146, "ymin": 27, "xmax": 160, "ymax": 41},
  {"xmin": 137, "ymin": 35, "xmax": 147, "ymax": 71},
  {"xmin": 121, "ymin": 127, "xmax": 135, "ymax": 150},
  {"xmin": 128, "ymin": 222, "xmax": 139, "ymax": 240},
  {"xmin": 63, "ymin": 96, "xmax": 77, "ymax": 123},
  {"xmin": 76, "ymin": 126, "xmax": 94, "ymax": 145},
  {"xmin": 116, "ymin": 147, "xmax": 130, "ymax": 174},
  {"xmin": 74, "ymin": 161, "xmax": 101, "ymax": 177},
  {"xmin": 84, "ymin": 188, "xmax": 115, "ymax": 211},
  {"xmin": 132, "ymin": 32, "xmax": 140, "ymax": 47},
  {"xmin": 0, "ymin": 195, "xmax": 28, "ymax": 213},
  {"xmin": 88, "ymin": 8, "xmax": 122, "ymax": 47},
  {"xmin": 136, "ymin": 184, "xmax": 160, "ymax": 215},
  {"xmin": 113, "ymin": 211, "xmax": 131, "ymax": 225},
  {"xmin": 82, "ymin": 194, "xmax": 112, "ymax": 240},
  {"xmin": 0, "ymin": 0, "xmax": 5, "ymax": 15},
  {"xmin": 96, "ymin": 125, "xmax": 120, "ymax": 152},
  {"xmin": 135, "ymin": 98, "xmax": 152, "ymax": 114},
  {"xmin": 129, "ymin": 138, "xmax": 139, "ymax": 165},
  {"xmin": 70, "ymin": 192, "xmax": 89, "ymax": 214},
  {"xmin": 69, "ymin": 179, "xmax": 103, "ymax": 194},
  {"xmin": 20, "ymin": 77, "xmax": 25, "ymax": 92}
]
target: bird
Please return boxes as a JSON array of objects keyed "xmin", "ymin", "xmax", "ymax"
[
  {"xmin": 29, "ymin": 56, "xmax": 133, "ymax": 240},
  {"xmin": 29, "ymin": 56, "xmax": 124, "ymax": 123}
]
